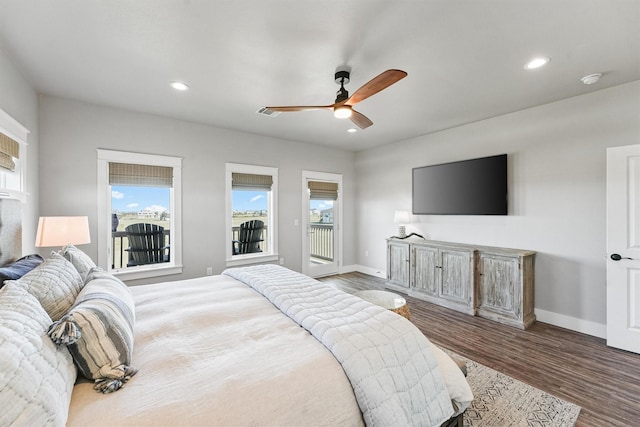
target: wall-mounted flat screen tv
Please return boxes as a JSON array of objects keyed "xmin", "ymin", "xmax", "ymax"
[{"xmin": 412, "ymin": 154, "xmax": 508, "ymax": 215}]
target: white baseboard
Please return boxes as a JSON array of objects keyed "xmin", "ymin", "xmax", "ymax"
[
  {"xmin": 534, "ymin": 308, "xmax": 606, "ymax": 339},
  {"xmin": 341, "ymin": 264, "xmax": 386, "ymax": 279},
  {"xmin": 340, "ymin": 266, "xmax": 606, "ymax": 339}
]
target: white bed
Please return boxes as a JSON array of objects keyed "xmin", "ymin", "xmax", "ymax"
[
  {"xmin": 68, "ymin": 274, "xmax": 366, "ymax": 426},
  {"xmin": 0, "ymin": 246, "xmax": 472, "ymax": 427}
]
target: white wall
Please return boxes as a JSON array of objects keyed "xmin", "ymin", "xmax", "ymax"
[
  {"xmin": 0, "ymin": 47, "xmax": 40, "ymax": 254},
  {"xmin": 38, "ymin": 96, "xmax": 356, "ymax": 284},
  {"xmin": 355, "ymin": 81, "xmax": 640, "ymax": 336},
  {"xmin": 20, "ymin": 57, "xmax": 640, "ymax": 336}
]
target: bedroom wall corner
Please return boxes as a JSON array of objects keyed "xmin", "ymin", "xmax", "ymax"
[{"xmin": 0, "ymin": 45, "xmax": 40, "ymax": 256}]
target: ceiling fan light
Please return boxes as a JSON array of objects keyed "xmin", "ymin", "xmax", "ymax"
[{"xmin": 334, "ymin": 106, "xmax": 352, "ymax": 119}]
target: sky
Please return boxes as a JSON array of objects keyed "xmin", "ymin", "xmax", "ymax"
[
  {"xmin": 311, "ymin": 200, "xmax": 333, "ymax": 211},
  {"xmin": 232, "ymin": 190, "xmax": 333, "ymax": 211},
  {"xmin": 112, "ymin": 186, "xmax": 334, "ymax": 214},
  {"xmin": 232, "ymin": 190, "xmax": 267, "ymax": 211},
  {"xmin": 111, "ymin": 185, "xmax": 169, "ymax": 213}
]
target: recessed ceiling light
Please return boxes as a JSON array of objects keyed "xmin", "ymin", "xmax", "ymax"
[
  {"xmin": 580, "ymin": 73, "xmax": 602, "ymax": 85},
  {"xmin": 169, "ymin": 81, "xmax": 190, "ymax": 91},
  {"xmin": 524, "ymin": 57, "xmax": 550, "ymax": 70},
  {"xmin": 347, "ymin": 128, "xmax": 357, "ymax": 133}
]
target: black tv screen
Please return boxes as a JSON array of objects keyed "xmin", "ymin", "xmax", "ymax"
[{"xmin": 412, "ymin": 154, "xmax": 508, "ymax": 215}]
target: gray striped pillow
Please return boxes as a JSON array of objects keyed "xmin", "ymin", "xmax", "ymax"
[{"xmin": 48, "ymin": 268, "xmax": 137, "ymax": 393}]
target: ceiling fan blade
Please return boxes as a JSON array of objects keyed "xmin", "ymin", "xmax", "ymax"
[
  {"xmin": 264, "ymin": 105, "xmax": 334, "ymax": 113},
  {"xmin": 350, "ymin": 109, "xmax": 373, "ymax": 129},
  {"xmin": 345, "ymin": 69, "xmax": 407, "ymax": 106}
]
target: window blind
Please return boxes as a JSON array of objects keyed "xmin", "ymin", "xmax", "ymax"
[
  {"xmin": 308, "ymin": 181, "xmax": 338, "ymax": 200},
  {"xmin": 109, "ymin": 162, "xmax": 173, "ymax": 187},
  {"xmin": 0, "ymin": 132, "xmax": 20, "ymax": 172},
  {"xmin": 232, "ymin": 173, "xmax": 273, "ymax": 190}
]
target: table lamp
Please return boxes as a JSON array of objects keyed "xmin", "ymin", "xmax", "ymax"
[
  {"xmin": 393, "ymin": 210, "xmax": 411, "ymax": 239},
  {"xmin": 35, "ymin": 216, "xmax": 91, "ymax": 248}
]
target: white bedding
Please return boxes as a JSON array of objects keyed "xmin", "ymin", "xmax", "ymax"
[
  {"xmin": 67, "ymin": 271, "xmax": 471, "ymax": 426},
  {"xmin": 67, "ymin": 275, "xmax": 364, "ymax": 426}
]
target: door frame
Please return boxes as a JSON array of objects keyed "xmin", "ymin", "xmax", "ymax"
[{"xmin": 301, "ymin": 170, "xmax": 342, "ymax": 277}]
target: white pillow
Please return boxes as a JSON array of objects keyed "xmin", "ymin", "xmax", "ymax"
[
  {"xmin": 0, "ymin": 283, "xmax": 76, "ymax": 426},
  {"xmin": 8, "ymin": 252, "xmax": 83, "ymax": 321},
  {"xmin": 60, "ymin": 244, "xmax": 97, "ymax": 282}
]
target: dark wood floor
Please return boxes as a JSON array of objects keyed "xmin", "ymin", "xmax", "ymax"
[{"xmin": 318, "ymin": 272, "xmax": 640, "ymax": 427}]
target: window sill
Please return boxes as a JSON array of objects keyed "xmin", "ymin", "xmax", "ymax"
[
  {"xmin": 226, "ymin": 253, "xmax": 279, "ymax": 267},
  {"xmin": 0, "ymin": 190, "xmax": 28, "ymax": 204},
  {"xmin": 111, "ymin": 264, "xmax": 183, "ymax": 281}
]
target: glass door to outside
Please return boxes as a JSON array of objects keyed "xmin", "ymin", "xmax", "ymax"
[{"xmin": 303, "ymin": 174, "xmax": 341, "ymax": 277}]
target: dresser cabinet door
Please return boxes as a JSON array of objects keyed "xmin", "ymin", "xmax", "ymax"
[
  {"xmin": 412, "ymin": 245, "xmax": 439, "ymax": 296},
  {"xmin": 387, "ymin": 241, "xmax": 410, "ymax": 288},
  {"xmin": 477, "ymin": 253, "xmax": 521, "ymax": 321},
  {"xmin": 440, "ymin": 248, "xmax": 474, "ymax": 306}
]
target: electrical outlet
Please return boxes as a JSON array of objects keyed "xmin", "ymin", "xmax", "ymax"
[
  {"xmin": 279, "ymin": 257, "xmax": 284, "ymax": 265},
  {"xmin": 365, "ymin": 250, "xmax": 369, "ymax": 257},
  {"xmin": 206, "ymin": 267, "xmax": 213, "ymax": 276}
]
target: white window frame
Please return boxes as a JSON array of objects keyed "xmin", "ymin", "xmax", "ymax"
[
  {"xmin": 225, "ymin": 163, "xmax": 278, "ymax": 266},
  {"xmin": 97, "ymin": 149, "xmax": 183, "ymax": 280},
  {"xmin": 0, "ymin": 108, "xmax": 29, "ymax": 203}
]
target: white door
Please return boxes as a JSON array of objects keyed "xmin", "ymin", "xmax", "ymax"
[
  {"xmin": 302, "ymin": 171, "xmax": 342, "ymax": 277},
  {"xmin": 606, "ymin": 144, "xmax": 640, "ymax": 353}
]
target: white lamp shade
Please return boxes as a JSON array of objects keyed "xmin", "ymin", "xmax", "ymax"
[
  {"xmin": 35, "ymin": 216, "xmax": 91, "ymax": 247},
  {"xmin": 393, "ymin": 210, "xmax": 411, "ymax": 224}
]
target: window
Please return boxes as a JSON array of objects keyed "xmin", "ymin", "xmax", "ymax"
[
  {"xmin": 97, "ymin": 149, "xmax": 182, "ymax": 280},
  {"xmin": 0, "ymin": 108, "xmax": 28, "ymax": 203},
  {"xmin": 226, "ymin": 163, "xmax": 278, "ymax": 265}
]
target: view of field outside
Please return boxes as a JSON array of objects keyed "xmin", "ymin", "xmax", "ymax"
[
  {"xmin": 111, "ymin": 185, "xmax": 171, "ymax": 231},
  {"xmin": 111, "ymin": 185, "xmax": 171, "ymax": 269},
  {"xmin": 231, "ymin": 193, "xmax": 333, "ymax": 224},
  {"xmin": 232, "ymin": 189, "xmax": 268, "ymax": 227},
  {"xmin": 109, "ymin": 186, "xmax": 335, "ymax": 267}
]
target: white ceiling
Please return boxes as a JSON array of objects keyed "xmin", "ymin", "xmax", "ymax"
[{"xmin": 1, "ymin": 0, "xmax": 638, "ymax": 152}]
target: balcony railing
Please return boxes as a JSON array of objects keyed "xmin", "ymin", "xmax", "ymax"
[
  {"xmin": 309, "ymin": 223, "xmax": 333, "ymax": 261},
  {"xmin": 111, "ymin": 223, "xmax": 333, "ymax": 269}
]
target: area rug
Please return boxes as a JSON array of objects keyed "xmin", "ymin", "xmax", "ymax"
[{"xmin": 443, "ymin": 349, "xmax": 581, "ymax": 427}]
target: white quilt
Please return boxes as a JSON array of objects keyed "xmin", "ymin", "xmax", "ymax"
[{"xmin": 224, "ymin": 265, "xmax": 456, "ymax": 427}]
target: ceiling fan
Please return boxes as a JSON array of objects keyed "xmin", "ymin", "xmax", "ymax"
[{"xmin": 263, "ymin": 68, "xmax": 407, "ymax": 129}]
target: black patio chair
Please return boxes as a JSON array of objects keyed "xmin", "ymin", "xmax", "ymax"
[
  {"xmin": 232, "ymin": 220, "xmax": 264, "ymax": 255},
  {"xmin": 124, "ymin": 223, "xmax": 170, "ymax": 267}
]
